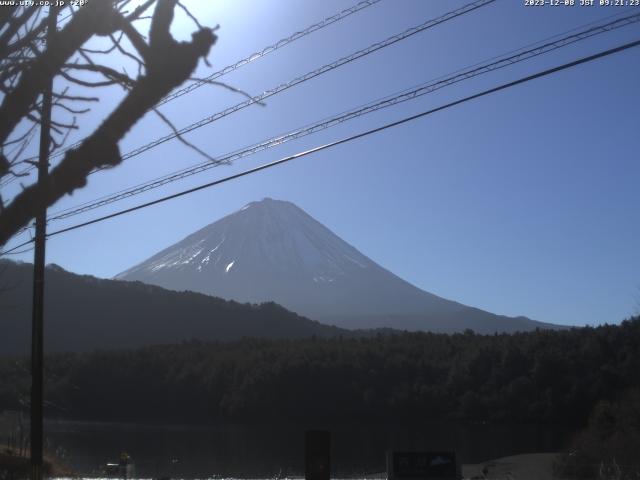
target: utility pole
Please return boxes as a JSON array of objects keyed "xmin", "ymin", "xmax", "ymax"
[{"xmin": 31, "ymin": 6, "xmax": 57, "ymax": 480}]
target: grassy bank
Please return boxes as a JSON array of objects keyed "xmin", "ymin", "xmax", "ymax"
[{"xmin": 0, "ymin": 446, "xmax": 75, "ymax": 479}]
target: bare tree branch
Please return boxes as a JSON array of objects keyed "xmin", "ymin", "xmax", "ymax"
[
  {"xmin": 0, "ymin": 0, "xmax": 217, "ymax": 246},
  {"xmin": 177, "ymin": 1, "xmax": 204, "ymax": 31},
  {"xmin": 0, "ymin": 1, "xmax": 120, "ymax": 145},
  {"xmin": 115, "ymin": 16, "xmax": 150, "ymax": 64},
  {"xmin": 124, "ymin": 0, "xmax": 157, "ymax": 21},
  {"xmin": 63, "ymin": 62, "xmax": 136, "ymax": 87},
  {"xmin": 189, "ymin": 77, "xmax": 266, "ymax": 105},
  {"xmin": 59, "ymin": 69, "xmax": 120, "ymax": 88},
  {"xmin": 0, "ymin": 6, "xmax": 38, "ymax": 56},
  {"xmin": 152, "ymin": 106, "xmax": 220, "ymax": 163},
  {"xmin": 53, "ymin": 102, "xmax": 91, "ymax": 115},
  {"xmin": 0, "ymin": 13, "xmax": 46, "ymax": 58},
  {"xmin": 52, "ymin": 92, "xmax": 100, "ymax": 102}
]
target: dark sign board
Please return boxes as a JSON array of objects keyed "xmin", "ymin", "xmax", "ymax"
[{"xmin": 387, "ymin": 451, "xmax": 458, "ymax": 479}]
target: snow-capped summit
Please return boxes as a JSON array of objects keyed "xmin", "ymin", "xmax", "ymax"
[
  {"xmin": 116, "ymin": 198, "xmax": 556, "ymax": 333},
  {"xmin": 117, "ymin": 197, "xmax": 373, "ymax": 287}
]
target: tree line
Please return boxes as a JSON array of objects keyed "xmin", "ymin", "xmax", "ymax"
[{"xmin": 0, "ymin": 317, "xmax": 639, "ymax": 426}]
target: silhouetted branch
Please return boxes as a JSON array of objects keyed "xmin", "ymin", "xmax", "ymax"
[
  {"xmin": 0, "ymin": 0, "xmax": 217, "ymax": 246},
  {"xmin": 64, "ymin": 61, "xmax": 136, "ymax": 89},
  {"xmin": 52, "ymin": 92, "xmax": 100, "ymax": 102},
  {"xmin": 188, "ymin": 77, "xmax": 266, "ymax": 105},
  {"xmin": 152, "ymin": 106, "xmax": 219, "ymax": 163},
  {"xmin": 0, "ymin": 1, "xmax": 121, "ymax": 145},
  {"xmin": 177, "ymin": 1, "xmax": 204, "ymax": 30}
]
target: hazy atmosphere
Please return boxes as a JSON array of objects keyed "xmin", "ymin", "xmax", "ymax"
[
  {"xmin": 3, "ymin": 0, "xmax": 639, "ymax": 326},
  {"xmin": 1, "ymin": 1, "xmax": 639, "ymax": 479}
]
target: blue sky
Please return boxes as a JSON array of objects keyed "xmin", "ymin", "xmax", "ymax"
[{"xmin": 3, "ymin": 0, "xmax": 640, "ymax": 326}]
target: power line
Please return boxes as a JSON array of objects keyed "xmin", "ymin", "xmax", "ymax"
[
  {"xmin": 4, "ymin": 0, "xmax": 496, "ymax": 240},
  {"xmin": 106, "ymin": 0, "xmax": 495, "ymax": 168},
  {"xmin": 0, "ymin": 236, "xmax": 34, "ymax": 255},
  {"xmin": 44, "ymin": 11, "xmax": 640, "ymax": 223},
  {"xmin": 0, "ymin": 0, "xmax": 384, "ymax": 186},
  {"xmin": 37, "ymin": 0, "xmax": 493, "ymax": 184},
  {"xmin": 158, "ymin": 0, "xmax": 384, "ymax": 106},
  {"xmin": 4, "ymin": 0, "xmax": 494, "ymax": 189},
  {"xmin": 0, "ymin": 244, "xmax": 34, "ymax": 255},
  {"xmin": 35, "ymin": 38, "xmax": 640, "ymax": 241},
  {"xmin": 9, "ymin": 4, "xmax": 638, "ymax": 194},
  {"xmin": 2, "ymin": 36, "xmax": 638, "ymax": 254}
]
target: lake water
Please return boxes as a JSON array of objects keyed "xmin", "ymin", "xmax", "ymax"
[{"xmin": 44, "ymin": 419, "xmax": 574, "ymax": 478}]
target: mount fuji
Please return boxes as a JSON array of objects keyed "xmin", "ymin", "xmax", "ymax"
[{"xmin": 116, "ymin": 198, "xmax": 558, "ymax": 333}]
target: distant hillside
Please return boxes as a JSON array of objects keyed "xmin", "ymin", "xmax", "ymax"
[{"xmin": 0, "ymin": 260, "xmax": 345, "ymax": 355}]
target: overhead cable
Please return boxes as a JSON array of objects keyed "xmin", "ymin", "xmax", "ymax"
[
  {"xmin": 46, "ymin": 11, "xmax": 640, "ymax": 222},
  {"xmin": 36, "ymin": 38, "xmax": 640, "ymax": 242},
  {"xmin": 0, "ymin": 0, "xmax": 384, "ymax": 186},
  {"xmin": 4, "ymin": 37, "xmax": 639, "ymax": 254}
]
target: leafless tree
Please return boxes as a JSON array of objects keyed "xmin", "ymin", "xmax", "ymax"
[{"xmin": 0, "ymin": 0, "xmax": 218, "ymax": 247}]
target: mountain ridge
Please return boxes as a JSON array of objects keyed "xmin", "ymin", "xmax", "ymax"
[
  {"xmin": 116, "ymin": 198, "xmax": 561, "ymax": 333},
  {"xmin": 0, "ymin": 259, "xmax": 347, "ymax": 355}
]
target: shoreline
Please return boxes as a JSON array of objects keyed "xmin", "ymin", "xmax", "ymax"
[{"xmin": 462, "ymin": 452, "xmax": 560, "ymax": 480}]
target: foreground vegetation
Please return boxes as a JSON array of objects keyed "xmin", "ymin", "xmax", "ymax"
[
  {"xmin": 1, "ymin": 317, "xmax": 638, "ymax": 427},
  {"xmin": 555, "ymin": 388, "xmax": 640, "ymax": 479},
  {"xmin": 0, "ymin": 446, "xmax": 74, "ymax": 479}
]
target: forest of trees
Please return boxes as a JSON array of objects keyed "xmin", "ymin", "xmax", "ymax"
[
  {"xmin": 1, "ymin": 317, "xmax": 638, "ymax": 427},
  {"xmin": 555, "ymin": 388, "xmax": 640, "ymax": 478}
]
